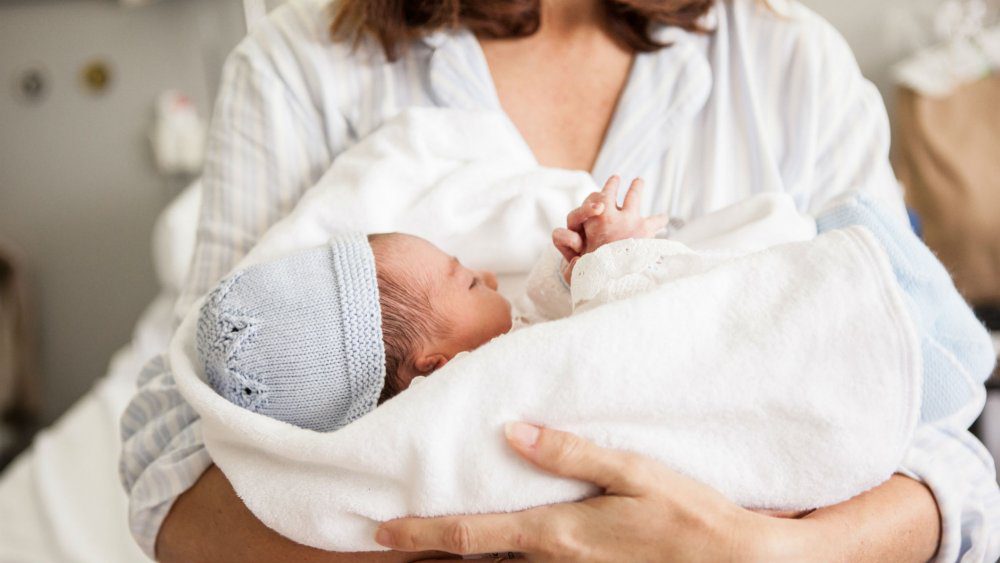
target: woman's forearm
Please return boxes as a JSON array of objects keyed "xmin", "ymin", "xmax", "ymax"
[
  {"xmin": 766, "ymin": 474, "xmax": 940, "ymax": 562},
  {"xmin": 157, "ymin": 465, "xmax": 454, "ymax": 563}
]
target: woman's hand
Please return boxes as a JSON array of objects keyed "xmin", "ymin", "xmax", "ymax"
[{"xmin": 374, "ymin": 423, "xmax": 786, "ymax": 562}]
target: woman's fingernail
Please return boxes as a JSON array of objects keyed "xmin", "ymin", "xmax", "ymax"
[
  {"xmin": 592, "ymin": 203, "xmax": 604, "ymax": 211},
  {"xmin": 505, "ymin": 422, "xmax": 541, "ymax": 448},
  {"xmin": 374, "ymin": 528, "xmax": 394, "ymax": 547}
]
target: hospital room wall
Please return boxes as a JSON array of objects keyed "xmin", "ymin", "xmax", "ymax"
[{"xmin": 0, "ymin": 0, "xmax": 246, "ymax": 425}]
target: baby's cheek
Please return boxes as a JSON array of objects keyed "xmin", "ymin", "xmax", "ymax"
[{"xmin": 498, "ymin": 314, "xmax": 514, "ymax": 336}]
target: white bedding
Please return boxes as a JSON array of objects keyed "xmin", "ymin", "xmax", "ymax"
[{"xmin": 0, "ymin": 343, "xmax": 154, "ymax": 563}]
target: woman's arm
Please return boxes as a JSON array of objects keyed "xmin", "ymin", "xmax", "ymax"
[
  {"xmin": 157, "ymin": 465, "xmax": 455, "ymax": 563},
  {"xmin": 772, "ymin": 475, "xmax": 939, "ymax": 561}
]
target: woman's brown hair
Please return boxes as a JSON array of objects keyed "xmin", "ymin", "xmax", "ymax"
[{"xmin": 332, "ymin": 0, "xmax": 717, "ymax": 62}]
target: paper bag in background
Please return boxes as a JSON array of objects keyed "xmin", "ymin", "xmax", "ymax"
[{"xmin": 894, "ymin": 75, "xmax": 1000, "ymax": 308}]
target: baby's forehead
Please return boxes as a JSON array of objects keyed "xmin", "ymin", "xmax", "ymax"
[
  {"xmin": 372, "ymin": 233, "xmax": 449, "ymax": 276},
  {"xmin": 375, "ymin": 233, "xmax": 441, "ymax": 258}
]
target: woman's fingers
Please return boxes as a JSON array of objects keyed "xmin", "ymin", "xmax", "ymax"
[
  {"xmin": 378, "ymin": 424, "xmax": 739, "ymax": 560},
  {"xmin": 504, "ymin": 422, "xmax": 645, "ymax": 495},
  {"xmin": 376, "ymin": 510, "xmax": 540, "ymax": 554},
  {"xmin": 622, "ymin": 178, "xmax": 645, "ymax": 212},
  {"xmin": 552, "ymin": 228, "xmax": 584, "ymax": 263}
]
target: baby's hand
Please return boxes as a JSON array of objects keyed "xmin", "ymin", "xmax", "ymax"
[
  {"xmin": 580, "ymin": 176, "xmax": 668, "ymax": 251},
  {"xmin": 552, "ymin": 176, "xmax": 668, "ymax": 283}
]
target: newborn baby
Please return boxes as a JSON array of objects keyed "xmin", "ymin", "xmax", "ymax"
[{"xmin": 197, "ymin": 177, "xmax": 993, "ymax": 432}]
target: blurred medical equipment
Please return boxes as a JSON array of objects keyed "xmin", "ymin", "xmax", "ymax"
[{"xmin": 151, "ymin": 90, "xmax": 206, "ymax": 176}]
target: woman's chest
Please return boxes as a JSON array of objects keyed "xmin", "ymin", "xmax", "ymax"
[
  {"xmin": 332, "ymin": 36, "xmax": 805, "ymax": 219},
  {"xmin": 480, "ymin": 37, "xmax": 634, "ymax": 173}
]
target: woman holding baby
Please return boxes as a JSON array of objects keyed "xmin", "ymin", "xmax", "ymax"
[{"xmin": 120, "ymin": 0, "xmax": 998, "ymax": 561}]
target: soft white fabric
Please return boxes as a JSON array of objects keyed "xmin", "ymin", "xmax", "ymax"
[
  {"xmin": 168, "ymin": 108, "xmax": 922, "ymax": 551},
  {"xmin": 570, "ymin": 239, "xmax": 736, "ymax": 314},
  {"xmin": 670, "ymin": 191, "xmax": 818, "ymax": 252},
  {"xmin": 0, "ymin": 357, "xmax": 153, "ymax": 563}
]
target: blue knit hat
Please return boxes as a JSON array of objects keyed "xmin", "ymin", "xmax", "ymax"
[{"xmin": 196, "ymin": 232, "xmax": 386, "ymax": 432}]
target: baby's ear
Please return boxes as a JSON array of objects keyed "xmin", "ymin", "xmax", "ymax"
[{"xmin": 414, "ymin": 353, "xmax": 449, "ymax": 375}]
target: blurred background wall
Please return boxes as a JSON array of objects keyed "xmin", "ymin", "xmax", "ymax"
[
  {"xmin": 0, "ymin": 0, "xmax": 246, "ymax": 425},
  {"xmin": 0, "ymin": 0, "xmax": 994, "ymax": 428}
]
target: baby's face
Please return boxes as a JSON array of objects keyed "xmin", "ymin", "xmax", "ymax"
[{"xmin": 380, "ymin": 235, "xmax": 513, "ymax": 356}]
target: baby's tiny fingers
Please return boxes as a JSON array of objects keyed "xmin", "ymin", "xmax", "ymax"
[
  {"xmin": 553, "ymin": 228, "xmax": 584, "ymax": 252},
  {"xmin": 600, "ymin": 175, "xmax": 622, "ymax": 200},
  {"xmin": 567, "ymin": 201, "xmax": 605, "ymax": 232},
  {"xmin": 585, "ymin": 199, "xmax": 606, "ymax": 216},
  {"xmin": 584, "ymin": 191, "xmax": 607, "ymax": 209},
  {"xmin": 552, "ymin": 228, "xmax": 584, "ymax": 262},
  {"xmin": 622, "ymin": 178, "xmax": 645, "ymax": 212}
]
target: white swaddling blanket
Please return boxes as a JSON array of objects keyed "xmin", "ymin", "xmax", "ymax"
[{"xmin": 171, "ymin": 109, "xmax": 922, "ymax": 551}]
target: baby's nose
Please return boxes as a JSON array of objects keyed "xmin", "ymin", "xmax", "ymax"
[{"xmin": 482, "ymin": 271, "xmax": 498, "ymax": 290}]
